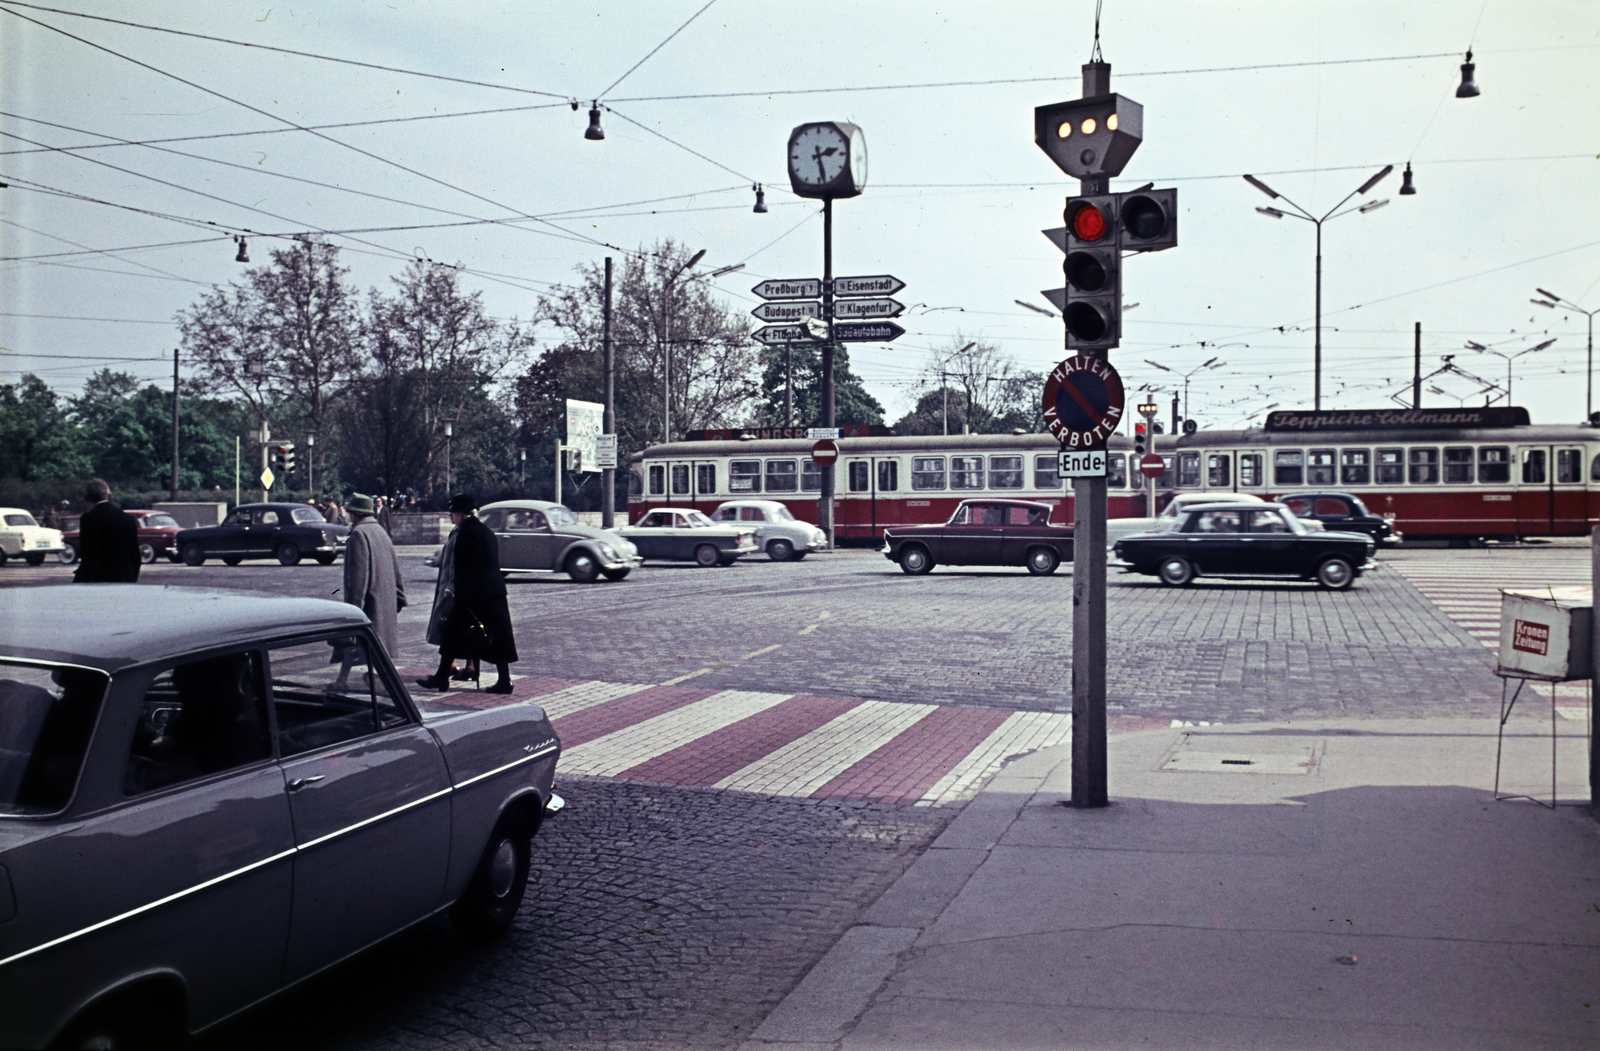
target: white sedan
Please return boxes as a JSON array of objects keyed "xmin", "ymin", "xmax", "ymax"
[
  {"xmin": 0, "ymin": 508, "xmax": 66, "ymax": 566},
  {"xmin": 710, "ymin": 500, "xmax": 827, "ymax": 561}
]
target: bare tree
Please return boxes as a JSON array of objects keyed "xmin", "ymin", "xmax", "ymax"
[{"xmin": 903, "ymin": 336, "xmax": 1043, "ymax": 434}]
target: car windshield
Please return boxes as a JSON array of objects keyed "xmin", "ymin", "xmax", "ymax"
[
  {"xmin": 144, "ymin": 514, "xmax": 180, "ymax": 529},
  {"xmin": 0, "ymin": 662, "xmax": 109, "ymax": 815},
  {"xmin": 1273, "ymin": 507, "xmax": 1309, "ymax": 535},
  {"xmin": 684, "ymin": 511, "xmax": 714, "ymax": 527},
  {"xmin": 546, "ymin": 505, "xmax": 579, "ymax": 527},
  {"xmin": 291, "ymin": 507, "xmax": 326, "ymax": 524},
  {"xmin": 4, "ymin": 513, "xmax": 38, "ymax": 527},
  {"xmin": 772, "ymin": 506, "xmax": 796, "ymax": 522}
]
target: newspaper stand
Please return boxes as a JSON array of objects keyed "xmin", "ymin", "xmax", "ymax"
[{"xmin": 1493, "ymin": 586, "xmax": 1592, "ymax": 807}]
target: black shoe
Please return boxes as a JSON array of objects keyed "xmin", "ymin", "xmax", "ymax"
[
  {"xmin": 484, "ymin": 681, "xmax": 514, "ymax": 695},
  {"xmin": 450, "ymin": 666, "xmax": 477, "ymax": 682},
  {"xmin": 415, "ymin": 675, "xmax": 450, "ymax": 692}
]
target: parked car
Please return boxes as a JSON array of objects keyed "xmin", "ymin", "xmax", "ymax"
[
  {"xmin": 1277, "ymin": 491, "xmax": 1403, "ymax": 545},
  {"xmin": 1113, "ymin": 500, "xmax": 1377, "ymax": 589},
  {"xmin": 616, "ymin": 508, "xmax": 758, "ymax": 566},
  {"xmin": 710, "ymin": 499, "xmax": 828, "ymax": 561},
  {"xmin": 430, "ymin": 500, "xmax": 641, "ymax": 582},
  {"xmin": 881, "ymin": 498, "xmax": 1075, "ymax": 575},
  {"xmin": 0, "ymin": 584, "xmax": 560, "ymax": 1050},
  {"xmin": 60, "ymin": 509, "xmax": 183, "ymax": 565},
  {"xmin": 0, "ymin": 508, "xmax": 66, "ymax": 567},
  {"xmin": 176, "ymin": 503, "xmax": 349, "ymax": 566}
]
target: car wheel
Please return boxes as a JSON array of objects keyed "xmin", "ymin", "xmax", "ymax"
[
  {"xmin": 767, "ymin": 538, "xmax": 795, "ymax": 561},
  {"xmin": 898, "ymin": 545, "xmax": 933, "ymax": 575},
  {"xmin": 452, "ymin": 808, "xmax": 532, "ymax": 938},
  {"xmin": 23, "ymin": 553, "xmax": 45, "ymax": 566},
  {"xmin": 1025, "ymin": 547, "xmax": 1060, "ymax": 575},
  {"xmin": 50, "ymin": 984, "xmax": 183, "ymax": 1051},
  {"xmin": 566, "ymin": 550, "xmax": 601, "ymax": 583},
  {"xmin": 315, "ymin": 553, "xmax": 337, "ymax": 565},
  {"xmin": 136, "ymin": 542, "xmax": 156, "ymax": 564},
  {"xmin": 181, "ymin": 543, "xmax": 206, "ymax": 566},
  {"xmin": 1157, "ymin": 557, "xmax": 1194, "ymax": 586},
  {"xmin": 222, "ymin": 556, "xmax": 244, "ymax": 566},
  {"xmin": 58, "ymin": 544, "xmax": 79, "ymax": 565},
  {"xmin": 276, "ymin": 542, "xmax": 301, "ymax": 566},
  {"xmin": 694, "ymin": 543, "xmax": 720, "ymax": 567},
  {"xmin": 602, "ymin": 567, "xmax": 631, "ymax": 581},
  {"xmin": 1316, "ymin": 556, "xmax": 1354, "ymax": 590}
]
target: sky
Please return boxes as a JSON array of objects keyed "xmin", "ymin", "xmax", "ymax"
[{"xmin": 2, "ymin": 0, "xmax": 1598, "ymax": 432}]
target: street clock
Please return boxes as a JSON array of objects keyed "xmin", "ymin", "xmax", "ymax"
[{"xmin": 787, "ymin": 122, "xmax": 867, "ymax": 199}]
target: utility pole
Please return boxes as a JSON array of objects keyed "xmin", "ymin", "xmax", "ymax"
[
  {"xmin": 1171, "ymin": 391, "xmax": 1180, "ymax": 435},
  {"xmin": 602, "ymin": 256, "xmax": 616, "ymax": 528},
  {"xmin": 169, "ymin": 348, "xmax": 180, "ymax": 500},
  {"xmin": 785, "ymin": 342, "xmax": 794, "ymax": 426}
]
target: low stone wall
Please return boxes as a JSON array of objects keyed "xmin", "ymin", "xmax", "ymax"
[
  {"xmin": 153, "ymin": 502, "xmax": 228, "ymax": 528},
  {"xmin": 388, "ymin": 512, "xmax": 450, "ymax": 545}
]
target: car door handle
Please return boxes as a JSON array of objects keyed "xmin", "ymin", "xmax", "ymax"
[{"xmin": 286, "ymin": 776, "xmax": 326, "ymax": 792}]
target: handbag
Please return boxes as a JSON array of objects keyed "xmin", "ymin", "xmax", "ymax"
[{"xmin": 459, "ymin": 606, "xmax": 493, "ymax": 650}]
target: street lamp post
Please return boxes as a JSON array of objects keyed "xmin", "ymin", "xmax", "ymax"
[
  {"xmin": 1465, "ymin": 338, "xmax": 1557, "ymax": 407},
  {"xmin": 306, "ymin": 432, "xmax": 315, "ymax": 497},
  {"xmin": 443, "ymin": 419, "xmax": 454, "ymax": 495},
  {"xmin": 1144, "ymin": 355, "xmax": 1223, "ymax": 428},
  {"xmin": 1531, "ymin": 289, "xmax": 1598, "ymax": 420},
  {"xmin": 1244, "ymin": 166, "xmax": 1394, "ymax": 411},
  {"xmin": 661, "ymin": 249, "xmax": 706, "ymax": 443}
]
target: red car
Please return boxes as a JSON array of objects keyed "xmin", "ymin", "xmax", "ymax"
[
  {"xmin": 881, "ymin": 498, "xmax": 1075, "ymax": 575},
  {"xmin": 60, "ymin": 510, "xmax": 183, "ymax": 566}
]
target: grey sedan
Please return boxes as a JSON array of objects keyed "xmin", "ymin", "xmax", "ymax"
[
  {"xmin": 0, "ymin": 586, "xmax": 561, "ymax": 1049},
  {"xmin": 616, "ymin": 507, "xmax": 757, "ymax": 566}
]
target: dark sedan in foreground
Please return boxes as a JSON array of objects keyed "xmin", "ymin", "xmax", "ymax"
[
  {"xmin": 1113, "ymin": 500, "xmax": 1376, "ymax": 589},
  {"xmin": 882, "ymin": 498, "xmax": 1074, "ymax": 575},
  {"xmin": 177, "ymin": 502, "xmax": 348, "ymax": 566},
  {"xmin": 0, "ymin": 585, "xmax": 560, "ymax": 1050},
  {"xmin": 1277, "ymin": 491, "xmax": 1403, "ymax": 545}
]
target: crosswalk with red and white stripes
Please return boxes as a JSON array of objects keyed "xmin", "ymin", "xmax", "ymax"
[
  {"xmin": 1387, "ymin": 553, "xmax": 1593, "ymax": 721},
  {"xmin": 414, "ymin": 672, "xmax": 1109, "ymax": 807}
]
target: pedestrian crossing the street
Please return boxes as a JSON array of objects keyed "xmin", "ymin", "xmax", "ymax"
[
  {"xmin": 411, "ymin": 671, "xmax": 1088, "ymax": 807},
  {"xmin": 1388, "ymin": 553, "xmax": 1592, "ymax": 721}
]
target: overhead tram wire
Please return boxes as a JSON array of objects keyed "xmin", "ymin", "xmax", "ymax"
[
  {"xmin": 600, "ymin": 108, "xmax": 758, "ymax": 184},
  {"xmin": 1, "ymin": 312, "xmax": 172, "ymax": 324},
  {"xmin": 0, "ymin": 214, "xmax": 212, "ymax": 286},
  {"xmin": 0, "ymin": 4, "xmax": 623, "ymax": 254},
  {"xmin": 593, "ymin": 0, "xmax": 719, "ymax": 99},
  {"xmin": 0, "ymin": 1, "xmax": 570, "ymax": 100}
]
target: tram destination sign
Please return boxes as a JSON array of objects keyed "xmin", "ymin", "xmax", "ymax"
[
  {"xmin": 751, "ymin": 300, "xmax": 822, "ymax": 323},
  {"xmin": 1264, "ymin": 406, "xmax": 1531, "ymax": 432},
  {"xmin": 752, "ymin": 278, "xmax": 823, "ymax": 300},
  {"xmin": 1042, "ymin": 355, "xmax": 1125, "ymax": 447}
]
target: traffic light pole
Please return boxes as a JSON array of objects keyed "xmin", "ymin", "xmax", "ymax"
[{"xmin": 1071, "ymin": 59, "xmax": 1112, "ymax": 808}]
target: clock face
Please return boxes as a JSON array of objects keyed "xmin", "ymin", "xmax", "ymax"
[
  {"xmin": 790, "ymin": 124, "xmax": 849, "ymax": 187},
  {"xmin": 849, "ymin": 130, "xmax": 868, "ymax": 188}
]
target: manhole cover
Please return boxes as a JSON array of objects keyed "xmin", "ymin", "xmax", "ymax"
[{"xmin": 1158, "ymin": 734, "xmax": 1321, "ymax": 775}]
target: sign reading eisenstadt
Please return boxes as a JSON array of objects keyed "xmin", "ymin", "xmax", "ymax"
[{"xmin": 1041, "ymin": 355, "xmax": 1125, "ymax": 447}]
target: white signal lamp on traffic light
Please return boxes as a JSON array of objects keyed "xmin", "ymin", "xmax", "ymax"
[{"xmin": 1034, "ymin": 94, "xmax": 1144, "ymax": 179}]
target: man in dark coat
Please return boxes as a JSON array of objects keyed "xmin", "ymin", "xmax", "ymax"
[
  {"xmin": 73, "ymin": 478, "xmax": 140, "ymax": 583},
  {"xmin": 416, "ymin": 494, "xmax": 518, "ymax": 694}
]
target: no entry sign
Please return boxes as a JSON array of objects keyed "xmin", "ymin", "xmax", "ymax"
[
  {"xmin": 1042, "ymin": 355, "xmax": 1125, "ymax": 447},
  {"xmin": 1139, "ymin": 453, "xmax": 1166, "ymax": 478},
  {"xmin": 811, "ymin": 439, "xmax": 839, "ymax": 466}
]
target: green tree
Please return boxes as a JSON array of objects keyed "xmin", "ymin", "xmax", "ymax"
[
  {"xmin": 0, "ymin": 374, "xmax": 89, "ymax": 480},
  {"xmin": 749, "ymin": 341, "xmax": 884, "ymax": 428}
]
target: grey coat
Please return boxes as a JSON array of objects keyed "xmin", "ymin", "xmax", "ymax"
[
  {"xmin": 342, "ymin": 517, "xmax": 406, "ymax": 657},
  {"xmin": 425, "ymin": 527, "xmax": 458, "ymax": 647}
]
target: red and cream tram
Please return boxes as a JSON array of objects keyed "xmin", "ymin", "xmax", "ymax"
[{"xmin": 628, "ymin": 409, "xmax": 1600, "ymax": 542}]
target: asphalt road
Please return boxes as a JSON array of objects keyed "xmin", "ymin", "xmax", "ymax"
[{"xmin": 2, "ymin": 542, "xmax": 1583, "ymax": 1049}]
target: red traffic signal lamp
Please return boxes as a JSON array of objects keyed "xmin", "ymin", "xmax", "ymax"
[
  {"xmin": 1061, "ymin": 194, "xmax": 1120, "ymax": 350},
  {"xmin": 1133, "ymin": 421, "xmax": 1147, "ymax": 457}
]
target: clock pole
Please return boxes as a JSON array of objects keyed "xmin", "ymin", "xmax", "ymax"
[{"xmin": 820, "ymin": 198, "xmax": 836, "ymax": 547}]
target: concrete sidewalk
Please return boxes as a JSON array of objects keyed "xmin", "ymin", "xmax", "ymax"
[{"xmin": 743, "ymin": 717, "xmax": 1599, "ymax": 1051}]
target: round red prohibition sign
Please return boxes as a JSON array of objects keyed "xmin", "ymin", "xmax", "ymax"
[
  {"xmin": 811, "ymin": 439, "xmax": 839, "ymax": 465},
  {"xmin": 1041, "ymin": 355, "xmax": 1126, "ymax": 448},
  {"xmin": 1139, "ymin": 453, "xmax": 1166, "ymax": 479}
]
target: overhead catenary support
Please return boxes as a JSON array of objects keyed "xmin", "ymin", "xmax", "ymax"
[
  {"xmin": 170, "ymin": 347, "xmax": 180, "ymax": 500},
  {"xmin": 602, "ymin": 256, "xmax": 616, "ymax": 528}
]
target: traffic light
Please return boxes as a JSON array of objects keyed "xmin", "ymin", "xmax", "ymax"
[
  {"xmin": 271, "ymin": 442, "xmax": 295, "ymax": 478},
  {"xmin": 1061, "ymin": 194, "xmax": 1121, "ymax": 350},
  {"xmin": 1133, "ymin": 422, "xmax": 1147, "ymax": 458},
  {"xmin": 1034, "ymin": 94, "xmax": 1144, "ymax": 179},
  {"xmin": 1118, "ymin": 187, "xmax": 1178, "ymax": 252}
]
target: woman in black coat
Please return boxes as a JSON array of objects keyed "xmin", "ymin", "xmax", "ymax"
[{"xmin": 416, "ymin": 495, "xmax": 519, "ymax": 694}]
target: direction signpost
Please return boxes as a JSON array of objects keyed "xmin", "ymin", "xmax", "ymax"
[
  {"xmin": 751, "ymin": 278, "xmax": 822, "ymax": 300},
  {"xmin": 833, "ymin": 321, "xmax": 905, "ymax": 343},
  {"xmin": 834, "ymin": 274, "xmax": 906, "ymax": 297},
  {"xmin": 752, "ymin": 301, "xmax": 823, "ymax": 323},
  {"xmin": 753, "ymin": 324, "xmax": 816, "ymax": 346},
  {"xmin": 832, "ymin": 297, "xmax": 904, "ymax": 320}
]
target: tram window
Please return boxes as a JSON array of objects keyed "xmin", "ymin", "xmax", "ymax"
[
  {"xmin": 1340, "ymin": 449, "xmax": 1371, "ymax": 486},
  {"xmin": 765, "ymin": 459, "xmax": 798, "ymax": 492},
  {"xmin": 1479, "ymin": 446, "xmax": 1511, "ymax": 484},
  {"xmin": 1108, "ymin": 454, "xmax": 1127, "ymax": 488},
  {"xmin": 1307, "ymin": 449, "xmax": 1337, "ymax": 486},
  {"xmin": 629, "ymin": 469, "xmax": 644, "ymax": 498},
  {"xmin": 1558, "ymin": 449, "xmax": 1582, "ymax": 483},
  {"xmin": 1239, "ymin": 454, "xmax": 1263, "ymax": 487},
  {"xmin": 1376, "ymin": 448, "xmax": 1404, "ymax": 484},
  {"xmin": 671, "ymin": 464, "xmax": 690, "ymax": 495},
  {"xmin": 951, "ymin": 456, "xmax": 985, "ymax": 489},
  {"xmin": 649, "ymin": 464, "xmax": 666, "ymax": 495},
  {"xmin": 877, "ymin": 461, "xmax": 899, "ymax": 491},
  {"xmin": 1409, "ymin": 447, "xmax": 1440, "ymax": 484},
  {"xmin": 801, "ymin": 459, "xmax": 823, "ymax": 491},
  {"xmin": 990, "ymin": 456, "xmax": 1023, "ymax": 489},
  {"xmin": 1033, "ymin": 455, "xmax": 1062, "ymax": 489},
  {"xmin": 698, "ymin": 464, "xmax": 717, "ymax": 494},
  {"xmin": 1522, "ymin": 449, "xmax": 1546, "ymax": 484},
  {"xmin": 1177, "ymin": 452, "xmax": 1201, "ymax": 487},
  {"xmin": 911, "ymin": 457, "xmax": 947, "ymax": 490},
  {"xmin": 729, "ymin": 460, "xmax": 761, "ymax": 493},
  {"xmin": 1443, "ymin": 447, "xmax": 1474, "ymax": 484},
  {"xmin": 1158, "ymin": 458, "xmax": 1175, "ymax": 488},
  {"xmin": 1273, "ymin": 450, "xmax": 1304, "ymax": 486},
  {"xmin": 848, "ymin": 461, "xmax": 870, "ymax": 492},
  {"xmin": 1207, "ymin": 454, "xmax": 1230, "ymax": 487},
  {"xmin": 1593, "ymin": 453, "xmax": 1600, "ymax": 482}
]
